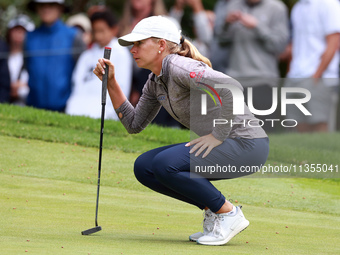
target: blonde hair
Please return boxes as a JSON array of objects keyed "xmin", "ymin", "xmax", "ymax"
[
  {"xmin": 167, "ymin": 38, "xmax": 212, "ymax": 68},
  {"xmin": 119, "ymin": 0, "xmax": 167, "ymax": 36}
]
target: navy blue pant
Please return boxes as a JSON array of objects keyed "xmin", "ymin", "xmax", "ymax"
[{"xmin": 134, "ymin": 137, "xmax": 269, "ymax": 213}]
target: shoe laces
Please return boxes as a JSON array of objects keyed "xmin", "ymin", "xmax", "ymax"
[
  {"xmin": 211, "ymin": 214, "xmax": 223, "ymax": 237},
  {"xmin": 202, "ymin": 210, "xmax": 217, "ymax": 232},
  {"xmin": 211, "ymin": 207, "xmax": 241, "ymax": 237}
]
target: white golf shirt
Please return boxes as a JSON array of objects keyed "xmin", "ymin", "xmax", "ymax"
[
  {"xmin": 288, "ymin": 0, "xmax": 340, "ymax": 79},
  {"xmin": 66, "ymin": 38, "xmax": 132, "ymax": 120}
]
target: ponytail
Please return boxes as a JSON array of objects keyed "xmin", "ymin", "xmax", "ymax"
[{"xmin": 167, "ymin": 37, "xmax": 212, "ymax": 68}]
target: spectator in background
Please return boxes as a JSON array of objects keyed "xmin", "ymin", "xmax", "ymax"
[
  {"xmin": 219, "ymin": 0, "xmax": 289, "ymax": 132},
  {"xmin": 170, "ymin": 0, "xmax": 214, "ymax": 58},
  {"xmin": 6, "ymin": 15, "xmax": 35, "ymax": 106},
  {"xmin": 119, "ymin": 0, "xmax": 167, "ymax": 37},
  {"xmin": 209, "ymin": 0, "xmax": 233, "ymax": 72},
  {"xmin": 286, "ymin": 0, "xmax": 340, "ymax": 132},
  {"xmin": 66, "ymin": 13, "xmax": 92, "ymax": 48},
  {"xmin": 0, "ymin": 38, "xmax": 11, "ymax": 103},
  {"xmin": 119, "ymin": 0, "xmax": 167, "ymax": 107},
  {"xmin": 24, "ymin": 0, "xmax": 86, "ymax": 112},
  {"xmin": 65, "ymin": 10, "xmax": 132, "ymax": 120},
  {"xmin": 119, "ymin": 0, "xmax": 167, "ymax": 105},
  {"xmin": 87, "ymin": 5, "xmax": 109, "ymax": 18},
  {"xmin": 119, "ymin": 0, "xmax": 181, "ymax": 127}
]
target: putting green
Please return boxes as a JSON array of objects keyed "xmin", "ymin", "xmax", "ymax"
[{"xmin": 1, "ymin": 135, "xmax": 339, "ymax": 254}]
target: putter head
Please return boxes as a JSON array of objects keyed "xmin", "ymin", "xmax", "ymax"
[{"xmin": 81, "ymin": 226, "xmax": 102, "ymax": 235}]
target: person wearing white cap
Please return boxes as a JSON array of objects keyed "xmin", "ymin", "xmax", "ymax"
[
  {"xmin": 24, "ymin": 0, "xmax": 85, "ymax": 111},
  {"xmin": 94, "ymin": 15, "xmax": 269, "ymax": 246},
  {"xmin": 66, "ymin": 13, "xmax": 92, "ymax": 47},
  {"xmin": 6, "ymin": 15, "xmax": 35, "ymax": 105}
]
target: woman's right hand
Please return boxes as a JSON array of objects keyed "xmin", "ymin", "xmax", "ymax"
[
  {"xmin": 93, "ymin": 57, "xmax": 127, "ymax": 110},
  {"xmin": 93, "ymin": 58, "xmax": 115, "ymax": 82}
]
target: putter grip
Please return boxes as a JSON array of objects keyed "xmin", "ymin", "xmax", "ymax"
[{"xmin": 102, "ymin": 47, "xmax": 111, "ymax": 105}]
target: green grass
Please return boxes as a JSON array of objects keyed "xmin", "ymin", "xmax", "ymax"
[
  {"xmin": 0, "ymin": 104, "xmax": 339, "ymax": 254},
  {"xmin": 0, "ymin": 104, "xmax": 189, "ymax": 153}
]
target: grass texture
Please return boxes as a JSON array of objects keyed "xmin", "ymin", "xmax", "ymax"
[{"xmin": 0, "ymin": 104, "xmax": 339, "ymax": 254}]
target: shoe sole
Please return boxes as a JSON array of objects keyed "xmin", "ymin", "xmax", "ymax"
[
  {"xmin": 196, "ymin": 219, "xmax": 249, "ymax": 246},
  {"xmin": 189, "ymin": 234, "xmax": 204, "ymax": 242},
  {"xmin": 189, "ymin": 236, "xmax": 202, "ymax": 242}
]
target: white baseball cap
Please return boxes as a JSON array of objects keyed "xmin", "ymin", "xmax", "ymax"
[
  {"xmin": 31, "ymin": 0, "xmax": 64, "ymax": 3},
  {"xmin": 7, "ymin": 15, "xmax": 35, "ymax": 32},
  {"xmin": 28, "ymin": 0, "xmax": 67, "ymax": 12},
  {"xmin": 66, "ymin": 13, "xmax": 91, "ymax": 33},
  {"xmin": 118, "ymin": 16, "xmax": 181, "ymax": 47}
]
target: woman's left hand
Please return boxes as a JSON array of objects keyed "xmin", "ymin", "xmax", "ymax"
[{"xmin": 185, "ymin": 134, "xmax": 222, "ymax": 158}]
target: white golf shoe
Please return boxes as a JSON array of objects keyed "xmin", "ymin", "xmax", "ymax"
[
  {"xmin": 196, "ymin": 206, "xmax": 249, "ymax": 246},
  {"xmin": 189, "ymin": 209, "xmax": 216, "ymax": 241}
]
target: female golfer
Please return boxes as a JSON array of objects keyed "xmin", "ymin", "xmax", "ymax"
[{"xmin": 93, "ymin": 16, "xmax": 269, "ymax": 246}]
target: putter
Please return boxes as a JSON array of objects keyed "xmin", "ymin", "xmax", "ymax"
[{"xmin": 82, "ymin": 47, "xmax": 111, "ymax": 235}]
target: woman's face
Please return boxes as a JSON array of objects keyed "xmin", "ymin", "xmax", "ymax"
[{"xmin": 130, "ymin": 38, "xmax": 160, "ymax": 70}]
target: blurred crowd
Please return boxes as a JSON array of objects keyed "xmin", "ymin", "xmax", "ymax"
[{"xmin": 0, "ymin": 0, "xmax": 339, "ymax": 133}]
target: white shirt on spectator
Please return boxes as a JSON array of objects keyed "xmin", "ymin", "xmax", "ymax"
[
  {"xmin": 288, "ymin": 0, "xmax": 340, "ymax": 79},
  {"xmin": 8, "ymin": 52, "xmax": 29, "ymax": 83},
  {"xmin": 66, "ymin": 38, "xmax": 132, "ymax": 119}
]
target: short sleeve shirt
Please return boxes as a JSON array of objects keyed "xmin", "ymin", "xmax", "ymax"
[{"xmin": 288, "ymin": 0, "xmax": 340, "ymax": 78}]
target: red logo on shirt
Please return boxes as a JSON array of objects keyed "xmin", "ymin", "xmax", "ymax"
[
  {"xmin": 196, "ymin": 71, "xmax": 205, "ymax": 82},
  {"xmin": 190, "ymin": 72, "xmax": 196, "ymax": 78}
]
